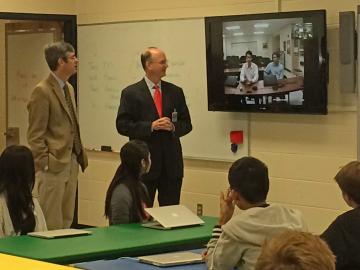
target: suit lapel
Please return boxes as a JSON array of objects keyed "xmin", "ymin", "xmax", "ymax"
[
  {"xmin": 47, "ymin": 74, "xmax": 73, "ymax": 124},
  {"xmin": 161, "ymin": 83, "xmax": 173, "ymax": 118}
]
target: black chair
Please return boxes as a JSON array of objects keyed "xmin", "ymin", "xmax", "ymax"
[
  {"xmin": 262, "ymin": 57, "xmax": 271, "ymax": 66},
  {"xmin": 226, "ymin": 56, "xmax": 240, "ymax": 68},
  {"xmin": 258, "ymin": 70, "xmax": 264, "ymax": 81}
]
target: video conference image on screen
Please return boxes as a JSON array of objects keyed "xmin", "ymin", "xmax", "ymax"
[{"xmin": 222, "ymin": 17, "xmax": 310, "ymax": 106}]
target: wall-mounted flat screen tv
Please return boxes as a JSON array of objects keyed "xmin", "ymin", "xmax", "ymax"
[{"xmin": 205, "ymin": 10, "xmax": 327, "ymax": 114}]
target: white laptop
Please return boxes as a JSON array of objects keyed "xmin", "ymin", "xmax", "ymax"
[
  {"xmin": 27, "ymin": 228, "xmax": 92, "ymax": 239},
  {"xmin": 138, "ymin": 251, "xmax": 203, "ymax": 267},
  {"xmin": 142, "ymin": 205, "xmax": 204, "ymax": 230}
]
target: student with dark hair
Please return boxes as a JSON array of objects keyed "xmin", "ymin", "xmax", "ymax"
[
  {"xmin": 0, "ymin": 145, "xmax": 47, "ymax": 237},
  {"xmin": 240, "ymin": 50, "xmax": 259, "ymax": 84},
  {"xmin": 204, "ymin": 156, "xmax": 307, "ymax": 270},
  {"xmin": 255, "ymin": 230, "xmax": 335, "ymax": 270},
  {"xmin": 105, "ymin": 140, "xmax": 151, "ymax": 224},
  {"xmin": 321, "ymin": 161, "xmax": 360, "ymax": 270}
]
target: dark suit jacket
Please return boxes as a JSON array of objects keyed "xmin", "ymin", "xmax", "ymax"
[{"xmin": 116, "ymin": 79, "xmax": 192, "ymax": 180}]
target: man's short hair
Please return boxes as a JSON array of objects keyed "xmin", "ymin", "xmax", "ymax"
[
  {"xmin": 255, "ymin": 230, "xmax": 335, "ymax": 270},
  {"xmin": 228, "ymin": 156, "xmax": 269, "ymax": 204},
  {"xmin": 245, "ymin": 50, "xmax": 253, "ymax": 57},
  {"xmin": 334, "ymin": 161, "xmax": 360, "ymax": 205},
  {"xmin": 44, "ymin": 41, "xmax": 75, "ymax": 71},
  {"xmin": 140, "ymin": 47, "xmax": 158, "ymax": 70},
  {"xmin": 272, "ymin": 52, "xmax": 280, "ymax": 59}
]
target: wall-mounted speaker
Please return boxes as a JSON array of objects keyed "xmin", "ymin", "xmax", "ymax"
[{"xmin": 339, "ymin": 11, "xmax": 356, "ymax": 93}]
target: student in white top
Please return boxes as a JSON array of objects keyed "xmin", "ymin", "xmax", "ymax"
[
  {"xmin": 240, "ymin": 50, "xmax": 259, "ymax": 84},
  {"xmin": 0, "ymin": 145, "xmax": 47, "ymax": 237},
  {"xmin": 204, "ymin": 157, "xmax": 307, "ymax": 270}
]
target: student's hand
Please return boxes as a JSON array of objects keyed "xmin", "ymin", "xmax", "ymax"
[
  {"xmin": 201, "ymin": 249, "xmax": 208, "ymax": 259},
  {"xmin": 218, "ymin": 189, "xmax": 235, "ymax": 225},
  {"xmin": 152, "ymin": 117, "xmax": 173, "ymax": 131}
]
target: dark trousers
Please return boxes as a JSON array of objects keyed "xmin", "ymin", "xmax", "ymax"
[{"xmin": 144, "ymin": 171, "xmax": 183, "ymax": 207}]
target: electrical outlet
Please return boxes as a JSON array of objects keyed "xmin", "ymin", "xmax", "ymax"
[{"xmin": 196, "ymin": 203, "xmax": 203, "ymax": 216}]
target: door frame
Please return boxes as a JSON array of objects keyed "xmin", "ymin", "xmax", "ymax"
[
  {"xmin": 0, "ymin": 12, "xmax": 77, "ymax": 150},
  {"xmin": 0, "ymin": 12, "xmax": 77, "ymax": 98},
  {"xmin": 0, "ymin": 12, "xmax": 78, "ymax": 225}
]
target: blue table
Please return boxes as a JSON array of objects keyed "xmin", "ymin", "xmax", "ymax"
[
  {"xmin": 74, "ymin": 258, "xmax": 207, "ymax": 270},
  {"xmin": 74, "ymin": 250, "xmax": 206, "ymax": 270}
]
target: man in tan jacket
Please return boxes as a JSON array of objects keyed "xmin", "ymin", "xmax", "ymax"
[{"xmin": 27, "ymin": 41, "xmax": 88, "ymax": 230}]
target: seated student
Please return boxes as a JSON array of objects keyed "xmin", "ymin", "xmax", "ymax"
[
  {"xmin": 105, "ymin": 140, "xmax": 151, "ymax": 225},
  {"xmin": 240, "ymin": 50, "xmax": 259, "ymax": 84},
  {"xmin": 255, "ymin": 230, "xmax": 335, "ymax": 270},
  {"xmin": 321, "ymin": 161, "xmax": 360, "ymax": 270},
  {"xmin": 264, "ymin": 52, "xmax": 284, "ymax": 79},
  {"xmin": 204, "ymin": 156, "xmax": 307, "ymax": 270},
  {"xmin": 0, "ymin": 145, "xmax": 47, "ymax": 237}
]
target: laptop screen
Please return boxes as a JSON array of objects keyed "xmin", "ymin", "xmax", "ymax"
[{"xmin": 144, "ymin": 205, "xmax": 204, "ymax": 229}]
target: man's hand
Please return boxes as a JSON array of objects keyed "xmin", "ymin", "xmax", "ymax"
[{"xmin": 152, "ymin": 117, "xmax": 174, "ymax": 131}]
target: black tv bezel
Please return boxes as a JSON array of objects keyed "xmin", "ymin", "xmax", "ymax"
[{"xmin": 205, "ymin": 10, "xmax": 328, "ymax": 115}]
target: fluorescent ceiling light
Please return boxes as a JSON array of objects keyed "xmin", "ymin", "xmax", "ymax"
[
  {"xmin": 254, "ymin": 31, "xmax": 264, "ymax": 35},
  {"xmin": 233, "ymin": 32, "xmax": 244, "ymax": 36},
  {"xmin": 254, "ymin": 23, "xmax": 269, "ymax": 28},
  {"xmin": 225, "ymin": 26, "xmax": 240, "ymax": 30}
]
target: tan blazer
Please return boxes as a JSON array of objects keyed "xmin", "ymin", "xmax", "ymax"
[{"xmin": 27, "ymin": 74, "xmax": 88, "ymax": 173}]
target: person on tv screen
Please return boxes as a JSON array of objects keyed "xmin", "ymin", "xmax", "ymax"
[
  {"xmin": 240, "ymin": 50, "xmax": 259, "ymax": 84},
  {"xmin": 264, "ymin": 52, "xmax": 284, "ymax": 79},
  {"xmin": 321, "ymin": 161, "xmax": 360, "ymax": 270}
]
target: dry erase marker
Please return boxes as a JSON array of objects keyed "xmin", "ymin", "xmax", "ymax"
[{"xmin": 172, "ymin": 109, "xmax": 177, "ymax": 123}]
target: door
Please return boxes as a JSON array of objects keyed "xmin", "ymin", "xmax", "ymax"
[{"xmin": 6, "ymin": 31, "xmax": 54, "ymax": 146}]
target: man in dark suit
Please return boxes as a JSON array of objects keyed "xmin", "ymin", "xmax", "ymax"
[{"xmin": 116, "ymin": 47, "xmax": 192, "ymax": 206}]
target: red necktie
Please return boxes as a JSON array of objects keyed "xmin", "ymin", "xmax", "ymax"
[{"xmin": 153, "ymin": 85, "xmax": 162, "ymax": 117}]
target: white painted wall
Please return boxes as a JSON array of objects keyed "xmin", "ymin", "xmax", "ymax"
[{"xmin": 74, "ymin": 0, "xmax": 359, "ymax": 234}]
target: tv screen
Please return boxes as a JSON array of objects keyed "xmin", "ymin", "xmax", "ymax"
[{"xmin": 205, "ymin": 10, "xmax": 327, "ymax": 114}]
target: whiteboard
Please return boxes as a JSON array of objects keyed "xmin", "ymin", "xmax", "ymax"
[{"xmin": 78, "ymin": 18, "xmax": 248, "ymax": 161}]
